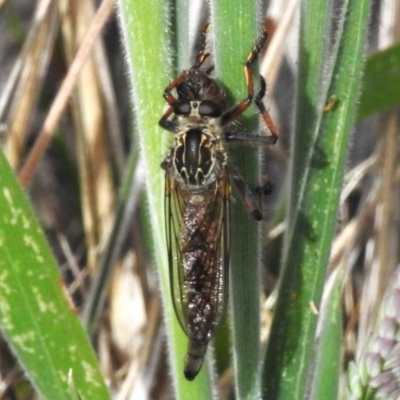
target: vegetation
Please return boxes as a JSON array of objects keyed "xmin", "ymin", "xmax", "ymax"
[{"xmin": 1, "ymin": 0, "xmax": 400, "ymax": 399}]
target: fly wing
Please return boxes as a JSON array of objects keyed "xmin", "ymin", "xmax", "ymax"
[
  {"xmin": 165, "ymin": 170, "xmax": 187, "ymax": 331},
  {"xmin": 165, "ymin": 168, "xmax": 230, "ymax": 343}
]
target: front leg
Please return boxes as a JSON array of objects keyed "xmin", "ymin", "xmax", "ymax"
[
  {"xmin": 159, "ymin": 72, "xmax": 189, "ymax": 133},
  {"xmin": 162, "ymin": 73, "xmax": 187, "ymax": 107},
  {"xmin": 159, "ymin": 106, "xmax": 180, "ymax": 133}
]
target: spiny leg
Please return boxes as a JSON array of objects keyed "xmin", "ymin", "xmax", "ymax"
[
  {"xmin": 254, "ymin": 77, "xmax": 278, "ymax": 143},
  {"xmin": 228, "ymin": 163, "xmax": 263, "ymax": 221},
  {"xmin": 159, "ymin": 65, "xmax": 190, "ymax": 130},
  {"xmin": 255, "ymin": 174, "xmax": 273, "ymax": 199},
  {"xmin": 161, "ymin": 24, "xmax": 211, "ymax": 105},
  {"xmin": 192, "ymin": 23, "xmax": 211, "ymax": 69},
  {"xmin": 162, "ymin": 74, "xmax": 187, "ymax": 107},
  {"xmin": 221, "ymin": 30, "xmax": 268, "ymax": 126},
  {"xmin": 159, "ymin": 24, "xmax": 211, "ymax": 131},
  {"xmin": 159, "ymin": 106, "xmax": 180, "ymax": 133},
  {"xmin": 224, "ymin": 129, "xmax": 277, "ymax": 145},
  {"xmin": 223, "ymin": 78, "xmax": 277, "ymax": 145}
]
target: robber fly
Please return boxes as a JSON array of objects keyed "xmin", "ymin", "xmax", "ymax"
[{"xmin": 159, "ymin": 25, "xmax": 278, "ymax": 381}]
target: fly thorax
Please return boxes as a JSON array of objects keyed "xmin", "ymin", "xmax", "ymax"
[{"xmin": 173, "ymin": 129, "xmax": 217, "ymax": 187}]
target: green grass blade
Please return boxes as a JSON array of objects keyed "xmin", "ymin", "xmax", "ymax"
[
  {"xmin": 211, "ymin": 1, "xmax": 262, "ymax": 398},
  {"xmin": 287, "ymin": 0, "xmax": 332, "ymax": 222},
  {"xmin": 358, "ymin": 42, "xmax": 400, "ymax": 120},
  {"xmin": 307, "ymin": 266, "xmax": 345, "ymax": 400},
  {"xmin": 0, "ymin": 150, "xmax": 110, "ymax": 400},
  {"xmin": 116, "ymin": 1, "xmax": 213, "ymax": 397},
  {"xmin": 262, "ymin": 0, "xmax": 372, "ymax": 398}
]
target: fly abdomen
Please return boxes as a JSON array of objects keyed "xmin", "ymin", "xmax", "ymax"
[
  {"xmin": 184, "ymin": 339, "xmax": 208, "ymax": 381},
  {"xmin": 178, "ymin": 188, "xmax": 225, "ymax": 379}
]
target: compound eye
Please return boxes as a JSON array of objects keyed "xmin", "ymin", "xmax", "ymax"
[
  {"xmin": 198, "ymin": 100, "xmax": 222, "ymax": 117},
  {"xmin": 174, "ymin": 100, "xmax": 191, "ymax": 115}
]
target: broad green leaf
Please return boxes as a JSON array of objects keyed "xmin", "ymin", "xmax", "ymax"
[{"xmin": 0, "ymin": 149, "xmax": 110, "ymax": 400}]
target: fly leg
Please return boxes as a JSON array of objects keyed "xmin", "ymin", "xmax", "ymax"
[
  {"xmin": 220, "ymin": 31, "xmax": 278, "ymax": 145},
  {"xmin": 160, "ymin": 21, "xmax": 211, "ymax": 110},
  {"xmin": 228, "ymin": 162, "xmax": 264, "ymax": 221},
  {"xmin": 220, "ymin": 31, "xmax": 268, "ymax": 126},
  {"xmin": 159, "ymin": 105, "xmax": 180, "ymax": 133},
  {"xmin": 158, "ymin": 71, "xmax": 189, "ymax": 133},
  {"xmin": 191, "ymin": 23, "xmax": 210, "ymax": 69},
  {"xmin": 159, "ymin": 24, "xmax": 211, "ymax": 133},
  {"xmin": 224, "ymin": 79, "xmax": 277, "ymax": 144},
  {"xmin": 161, "ymin": 23, "xmax": 210, "ymax": 109},
  {"xmin": 254, "ymin": 76, "xmax": 278, "ymax": 143},
  {"xmin": 224, "ymin": 126, "xmax": 277, "ymax": 145},
  {"xmin": 255, "ymin": 176, "xmax": 274, "ymax": 198},
  {"xmin": 254, "ymin": 175, "xmax": 274, "ymax": 213}
]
